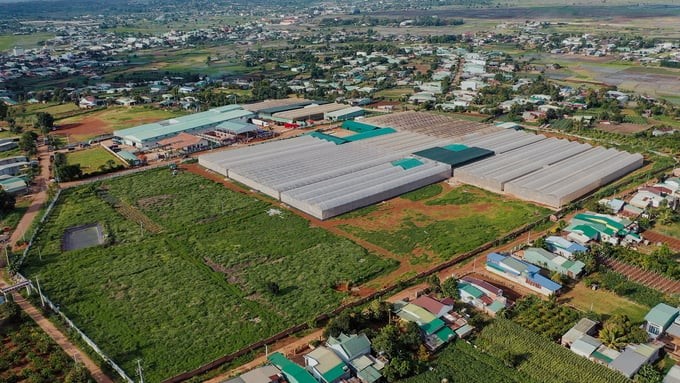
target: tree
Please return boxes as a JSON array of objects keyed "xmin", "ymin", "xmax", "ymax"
[
  {"xmin": 34, "ymin": 112, "xmax": 55, "ymax": 135},
  {"xmin": 106, "ymin": 159, "xmax": 116, "ymax": 170},
  {"xmin": 441, "ymin": 277, "xmax": 458, "ymax": 299},
  {"xmin": 634, "ymin": 364, "xmax": 663, "ymax": 383},
  {"xmin": 0, "ymin": 189, "xmax": 16, "ymax": 215},
  {"xmin": 265, "ymin": 281, "xmax": 280, "ymax": 295},
  {"xmin": 55, "ymin": 164, "xmax": 83, "ymax": 182},
  {"xmin": 0, "ymin": 102, "xmax": 7, "ymax": 120},
  {"xmin": 324, "ymin": 311, "xmax": 354, "ymax": 338},
  {"xmin": 599, "ymin": 314, "xmax": 649, "ymax": 350},
  {"xmin": 19, "ymin": 131, "xmax": 37, "ymax": 155},
  {"xmin": 373, "ymin": 324, "xmax": 400, "ymax": 357},
  {"xmin": 64, "ymin": 364, "xmax": 90, "ymax": 383},
  {"xmin": 427, "ymin": 274, "xmax": 441, "ymax": 293},
  {"xmin": 401, "ymin": 321, "xmax": 422, "ymax": 349},
  {"xmin": 574, "ymin": 251, "xmax": 598, "ymax": 275}
]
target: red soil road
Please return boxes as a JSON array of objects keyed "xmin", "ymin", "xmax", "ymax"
[
  {"xmin": 643, "ymin": 230, "xmax": 680, "ymax": 252},
  {"xmin": 600, "ymin": 257, "xmax": 680, "ymax": 294},
  {"xmin": 10, "ymin": 143, "xmax": 51, "ymax": 250},
  {"xmin": 2, "ymin": 143, "xmax": 116, "ymax": 383}
]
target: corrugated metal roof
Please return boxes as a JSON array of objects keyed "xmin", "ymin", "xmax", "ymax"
[
  {"xmin": 344, "ymin": 128, "xmax": 396, "ymax": 142},
  {"xmin": 114, "ymin": 106, "xmax": 253, "ymax": 143},
  {"xmin": 391, "ymin": 158, "xmax": 423, "ymax": 170}
]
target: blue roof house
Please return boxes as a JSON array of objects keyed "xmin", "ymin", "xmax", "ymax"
[{"xmin": 486, "ymin": 253, "xmax": 562, "ymax": 296}]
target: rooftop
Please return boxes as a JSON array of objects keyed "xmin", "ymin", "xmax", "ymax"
[{"xmin": 645, "ymin": 303, "xmax": 680, "ymax": 328}]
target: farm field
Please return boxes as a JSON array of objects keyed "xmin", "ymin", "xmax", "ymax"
[
  {"xmin": 21, "ymin": 168, "xmax": 396, "ymax": 381},
  {"xmin": 0, "ymin": 307, "xmax": 91, "ymax": 383},
  {"xmin": 476, "ymin": 319, "xmax": 630, "ymax": 383},
  {"xmin": 334, "ymin": 183, "xmax": 551, "ymax": 265},
  {"xmin": 55, "ymin": 106, "xmax": 187, "ymax": 142},
  {"xmin": 653, "ymin": 222, "xmax": 680, "ymax": 240},
  {"xmin": 560, "ymin": 282, "xmax": 649, "ymax": 323},
  {"xmin": 398, "ymin": 340, "xmax": 536, "ymax": 383},
  {"xmin": 65, "ymin": 147, "xmax": 126, "ymax": 175}
]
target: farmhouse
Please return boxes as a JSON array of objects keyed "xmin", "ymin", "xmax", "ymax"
[
  {"xmin": 522, "ymin": 247, "xmax": 585, "ymax": 278},
  {"xmin": 303, "ymin": 346, "xmax": 351, "ymax": 383},
  {"xmin": 609, "ymin": 343, "xmax": 663, "ymax": 378},
  {"xmin": 544, "ymin": 236, "xmax": 588, "ymax": 259},
  {"xmin": 113, "ymin": 105, "xmax": 253, "ymax": 149},
  {"xmin": 327, "ymin": 333, "xmax": 384, "ymax": 383},
  {"xmin": 268, "ymin": 353, "xmax": 317, "ymax": 383},
  {"xmin": 457, "ymin": 276, "xmax": 509, "ymax": 317},
  {"xmin": 644, "ymin": 303, "xmax": 679, "ymax": 339},
  {"xmin": 485, "ymin": 252, "xmax": 562, "ymax": 296},
  {"xmin": 565, "ymin": 213, "xmax": 641, "ymax": 245},
  {"xmin": 394, "ymin": 297, "xmax": 458, "ymax": 351}
]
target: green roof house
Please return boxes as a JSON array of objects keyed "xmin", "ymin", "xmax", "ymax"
[
  {"xmin": 327, "ymin": 333, "xmax": 384, "ymax": 383},
  {"xmin": 567, "ymin": 212, "xmax": 635, "ymax": 245},
  {"xmin": 523, "ymin": 247, "xmax": 585, "ymax": 278},
  {"xmin": 304, "ymin": 346, "xmax": 351, "ymax": 383},
  {"xmin": 268, "ymin": 352, "xmax": 317, "ymax": 383},
  {"xmin": 645, "ymin": 303, "xmax": 680, "ymax": 339}
]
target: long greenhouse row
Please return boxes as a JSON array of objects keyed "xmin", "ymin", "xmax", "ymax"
[
  {"xmin": 199, "ymin": 114, "xmax": 645, "ymax": 217},
  {"xmin": 453, "ymin": 133, "xmax": 643, "ymax": 208}
]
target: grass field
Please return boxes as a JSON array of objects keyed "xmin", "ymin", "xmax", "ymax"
[
  {"xmin": 22, "ymin": 168, "xmax": 396, "ymax": 381},
  {"xmin": 335, "ymin": 184, "xmax": 550, "ymax": 264},
  {"xmin": 653, "ymin": 222, "xmax": 680, "ymax": 240},
  {"xmin": 560, "ymin": 282, "xmax": 649, "ymax": 323},
  {"xmin": 0, "ymin": 33, "xmax": 54, "ymax": 52},
  {"xmin": 65, "ymin": 147, "xmax": 126, "ymax": 175}
]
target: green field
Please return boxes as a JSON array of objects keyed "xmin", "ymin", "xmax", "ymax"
[
  {"xmin": 654, "ymin": 222, "xmax": 680, "ymax": 239},
  {"xmin": 65, "ymin": 147, "xmax": 126, "ymax": 175},
  {"xmin": 0, "ymin": 33, "xmax": 54, "ymax": 52},
  {"xmin": 561, "ymin": 282, "xmax": 649, "ymax": 323},
  {"xmin": 398, "ymin": 340, "xmax": 535, "ymax": 383},
  {"xmin": 22, "ymin": 168, "xmax": 396, "ymax": 381},
  {"xmin": 337, "ymin": 185, "xmax": 551, "ymax": 263},
  {"xmin": 476, "ymin": 319, "xmax": 630, "ymax": 383}
]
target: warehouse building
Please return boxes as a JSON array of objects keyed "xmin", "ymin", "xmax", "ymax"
[
  {"xmin": 270, "ymin": 103, "xmax": 348, "ymax": 124},
  {"xmin": 324, "ymin": 106, "xmax": 365, "ymax": 122},
  {"xmin": 113, "ymin": 105, "xmax": 253, "ymax": 149}
]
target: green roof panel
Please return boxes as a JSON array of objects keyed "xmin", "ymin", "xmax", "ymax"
[{"xmin": 413, "ymin": 146, "xmax": 494, "ymax": 167}]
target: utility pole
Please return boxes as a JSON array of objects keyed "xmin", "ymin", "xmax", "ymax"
[
  {"xmin": 36, "ymin": 276, "xmax": 45, "ymax": 307},
  {"xmin": 136, "ymin": 360, "xmax": 144, "ymax": 383}
]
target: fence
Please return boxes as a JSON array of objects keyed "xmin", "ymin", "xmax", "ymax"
[
  {"xmin": 162, "ymin": 212, "xmax": 556, "ymax": 383},
  {"xmin": 17, "ymin": 188, "xmax": 62, "ymax": 268},
  {"xmin": 28, "ymin": 283, "xmax": 135, "ymax": 383},
  {"xmin": 15, "ymin": 188, "xmax": 135, "ymax": 383}
]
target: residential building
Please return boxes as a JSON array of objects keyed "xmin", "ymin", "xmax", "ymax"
[
  {"xmin": 485, "ymin": 252, "xmax": 562, "ymax": 296},
  {"xmin": 544, "ymin": 236, "xmax": 588, "ymax": 259},
  {"xmin": 225, "ymin": 365, "xmax": 285, "ymax": 383},
  {"xmin": 566, "ymin": 212, "xmax": 640, "ymax": 246},
  {"xmin": 645, "ymin": 303, "xmax": 680, "ymax": 339},
  {"xmin": 267, "ymin": 353, "xmax": 317, "ymax": 383},
  {"xmin": 303, "ymin": 346, "xmax": 351, "ymax": 383},
  {"xmin": 522, "ymin": 247, "xmax": 585, "ymax": 278},
  {"xmin": 457, "ymin": 276, "xmax": 509, "ymax": 317},
  {"xmin": 326, "ymin": 333, "xmax": 383, "ymax": 383},
  {"xmin": 410, "ymin": 295, "xmax": 453, "ymax": 318},
  {"xmin": 562, "ymin": 318, "xmax": 599, "ymax": 347},
  {"xmin": 609, "ymin": 343, "xmax": 664, "ymax": 378}
]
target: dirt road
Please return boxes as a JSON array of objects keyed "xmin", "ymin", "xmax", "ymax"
[
  {"xmin": 9, "ymin": 143, "xmax": 51, "ymax": 250},
  {"xmin": 2, "ymin": 142, "xmax": 116, "ymax": 383}
]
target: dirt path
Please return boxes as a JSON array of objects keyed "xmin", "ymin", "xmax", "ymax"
[
  {"xmin": 2, "ymin": 143, "xmax": 115, "ymax": 383},
  {"xmin": 203, "ymin": 330, "xmax": 324, "ymax": 383},
  {"xmin": 9, "ymin": 143, "xmax": 50, "ymax": 250},
  {"xmin": 11, "ymin": 292, "xmax": 115, "ymax": 383}
]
